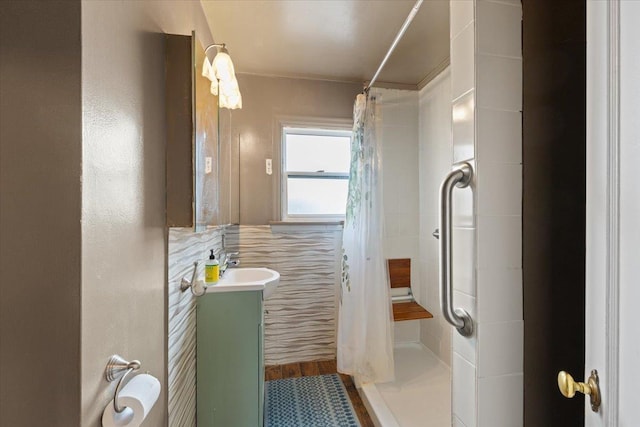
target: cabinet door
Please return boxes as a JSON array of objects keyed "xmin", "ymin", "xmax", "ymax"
[
  {"xmin": 197, "ymin": 291, "xmax": 262, "ymax": 427},
  {"xmin": 165, "ymin": 33, "xmax": 220, "ymax": 229}
]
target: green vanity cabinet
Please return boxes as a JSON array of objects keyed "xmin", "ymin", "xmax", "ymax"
[{"xmin": 197, "ymin": 290, "xmax": 265, "ymax": 427}]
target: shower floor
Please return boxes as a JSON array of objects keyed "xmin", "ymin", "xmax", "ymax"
[{"xmin": 360, "ymin": 342, "xmax": 451, "ymax": 427}]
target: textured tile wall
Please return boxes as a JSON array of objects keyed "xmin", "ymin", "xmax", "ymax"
[
  {"xmin": 226, "ymin": 225, "xmax": 342, "ymax": 365},
  {"xmin": 167, "ymin": 227, "xmax": 224, "ymax": 427}
]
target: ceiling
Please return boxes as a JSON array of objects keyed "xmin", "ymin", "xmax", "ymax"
[{"xmin": 200, "ymin": 0, "xmax": 450, "ymax": 87}]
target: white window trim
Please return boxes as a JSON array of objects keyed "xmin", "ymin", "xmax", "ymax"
[{"xmin": 279, "ymin": 122, "xmax": 352, "ymax": 222}]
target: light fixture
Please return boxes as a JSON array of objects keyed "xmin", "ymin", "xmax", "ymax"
[{"xmin": 202, "ymin": 43, "xmax": 242, "ymax": 110}]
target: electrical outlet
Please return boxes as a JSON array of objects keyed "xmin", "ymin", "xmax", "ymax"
[
  {"xmin": 205, "ymin": 157, "xmax": 212, "ymax": 174},
  {"xmin": 266, "ymin": 158, "xmax": 272, "ymax": 175}
]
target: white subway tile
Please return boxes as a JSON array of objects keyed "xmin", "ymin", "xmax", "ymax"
[
  {"xmin": 394, "ymin": 319, "xmax": 420, "ymax": 343},
  {"xmin": 453, "ymin": 90, "xmax": 475, "ymax": 163},
  {"xmin": 451, "ymin": 24, "xmax": 475, "ymax": 100},
  {"xmin": 478, "ymin": 320, "xmax": 523, "ymax": 377},
  {"xmin": 451, "ymin": 0, "xmax": 474, "ymax": 39},
  {"xmin": 453, "ymin": 352, "xmax": 477, "ymax": 427},
  {"xmin": 477, "ymin": 268, "xmax": 523, "ymax": 323},
  {"xmin": 453, "ymin": 290, "xmax": 477, "ymax": 364},
  {"xmin": 476, "ymin": 0, "xmax": 522, "ymax": 58},
  {"xmin": 453, "ymin": 290, "xmax": 477, "ymax": 319},
  {"xmin": 477, "ymin": 215, "xmax": 522, "ymax": 269},
  {"xmin": 476, "ymin": 55, "xmax": 522, "ymax": 111},
  {"xmin": 452, "ymin": 227, "xmax": 477, "ymax": 295},
  {"xmin": 478, "ymin": 374, "xmax": 523, "ymax": 427},
  {"xmin": 477, "ymin": 108, "xmax": 522, "ymax": 164},
  {"xmin": 453, "ymin": 185, "xmax": 475, "ymax": 228},
  {"xmin": 477, "ymin": 163, "xmax": 522, "ymax": 216},
  {"xmin": 453, "ymin": 323, "xmax": 477, "ymax": 366}
]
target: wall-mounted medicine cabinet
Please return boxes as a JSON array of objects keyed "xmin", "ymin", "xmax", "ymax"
[{"xmin": 165, "ymin": 32, "xmax": 236, "ymax": 229}]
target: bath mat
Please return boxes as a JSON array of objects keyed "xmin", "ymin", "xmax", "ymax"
[{"xmin": 265, "ymin": 373, "xmax": 361, "ymax": 427}]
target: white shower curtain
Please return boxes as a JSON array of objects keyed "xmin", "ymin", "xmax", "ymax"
[{"xmin": 338, "ymin": 91, "xmax": 394, "ymax": 384}]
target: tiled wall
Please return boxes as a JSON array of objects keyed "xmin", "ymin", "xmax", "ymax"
[
  {"xmin": 376, "ymin": 88, "xmax": 421, "ymax": 343},
  {"xmin": 167, "ymin": 227, "xmax": 224, "ymax": 427},
  {"xmin": 417, "ymin": 68, "xmax": 454, "ymax": 365},
  {"xmin": 225, "ymin": 225, "xmax": 343, "ymax": 365},
  {"xmin": 450, "ymin": 1, "xmax": 523, "ymax": 427}
]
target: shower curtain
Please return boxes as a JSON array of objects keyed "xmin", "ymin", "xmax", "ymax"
[{"xmin": 338, "ymin": 91, "xmax": 394, "ymax": 384}]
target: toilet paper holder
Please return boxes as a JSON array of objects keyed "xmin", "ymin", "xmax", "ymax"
[{"xmin": 104, "ymin": 354, "xmax": 141, "ymax": 413}]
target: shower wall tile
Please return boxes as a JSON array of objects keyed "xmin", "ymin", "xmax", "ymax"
[
  {"xmin": 476, "ymin": 55, "xmax": 522, "ymax": 111},
  {"xmin": 478, "ymin": 374, "xmax": 523, "ymax": 427},
  {"xmin": 167, "ymin": 226, "xmax": 224, "ymax": 427},
  {"xmin": 394, "ymin": 320, "xmax": 420, "ymax": 343},
  {"xmin": 450, "ymin": 0, "xmax": 523, "ymax": 425},
  {"xmin": 477, "ymin": 163, "xmax": 522, "ymax": 216},
  {"xmin": 418, "ymin": 70, "xmax": 453, "ymax": 366},
  {"xmin": 451, "ymin": 0, "xmax": 474, "ymax": 39},
  {"xmin": 476, "ymin": 108, "xmax": 522, "ymax": 164},
  {"xmin": 451, "ymin": 24, "xmax": 475, "ymax": 100},
  {"xmin": 379, "ymin": 88, "xmax": 421, "ymax": 303},
  {"xmin": 476, "ymin": 0, "xmax": 522, "ymax": 58},
  {"xmin": 477, "ymin": 268, "xmax": 523, "ymax": 323},
  {"xmin": 452, "ymin": 90, "xmax": 475, "ymax": 163},
  {"xmin": 452, "ymin": 227, "xmax": 477, "ymax": 296},
  {"xmin": 477, "ymin": 215, "xmax": 522, "ymax": 270},
  {"xmin": 453, "ymin": 186, "xmax": 475, "ymax": 228},
  {"xmin": 477, "ymin": 320, "xmax": 523, "ymax": 377},
  {"xmin": 452, "ymin": 291, "xmax": 477, "ymax": 365},
  {"xmin": 453, "ymin": 353, "xmax": 477, "ymax": 427}
]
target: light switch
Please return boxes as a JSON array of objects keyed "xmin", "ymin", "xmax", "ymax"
[
  {"xmin": 205, "ymin": 157, "xmax": 212, "ymax": 174},
  {"xmin": 266, "ymin": 159, "xmax": 272, "ymax": 175}
]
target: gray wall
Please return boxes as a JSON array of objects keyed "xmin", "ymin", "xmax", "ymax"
[
  {"xmin": 80, "ymin": 1, "xmax": 213, "ymax": 426},
  {"xmin": 1, "ymin": 1, "xmax": 214, "ymax": 426},
  {"xmin": 0, "ymin": 2, "xmax": 82, "ymax": 426},
  {"xmin": 227, "ymin": 74, "xmax": 362, "ymax": 224},
  {"xmin": 523, "ymin": 1, "xmax": 586, "ymax": 426}
]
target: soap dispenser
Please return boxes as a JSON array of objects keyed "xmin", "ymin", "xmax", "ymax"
[{"xmin": 205, "ymin": 250, "xmax": 219, "ymax": 285}]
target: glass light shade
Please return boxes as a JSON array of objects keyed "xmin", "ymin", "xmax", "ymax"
[
  {"xmin": 210, "ymin": 79, "xmax": 218, "ymax": 96},
  {"xmin": 202, "ymin": 56, "xmax": 214, "ymax": 81},
  {"xmin": 218, "ymin": 77, "xmax": 242, "ymax": 109},
  {"xmin": 211, "ymin": 51, "xmax": 236, "ymax": 82}
]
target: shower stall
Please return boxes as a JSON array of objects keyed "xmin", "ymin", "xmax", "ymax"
[{"xmin": 353, "ymin": 1, "xmax": 524, "ymax": 425}]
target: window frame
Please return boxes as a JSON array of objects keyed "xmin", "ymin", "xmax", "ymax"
[{"xmin": 281, "ymin": 125, "xmax": 352, "ymax": 222}]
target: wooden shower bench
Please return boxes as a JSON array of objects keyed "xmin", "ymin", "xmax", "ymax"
[{"xmin": 388, "ymin": 258, "xmax": 433, "ymax": 321}]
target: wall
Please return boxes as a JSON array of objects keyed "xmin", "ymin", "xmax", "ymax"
[
  {"xmin": 522, "ymin": 1, "xmax": 586, "ymax": 425},
  {"xmin": 417, "ymin": 69, "xmax": 454, "ymax": 364},
  {"xmin": 450, "ymin": 1, "xmax": 524, "ymax": 426},
  {"xmin": 0, "ymin": 2, "xmax": 82, "ymax": 425},
  {"xmin": 167, "ymin": 227, "xmax": 224, "ymax": 427},
  {"xmin": 374, "ymin": 88, "xmax": 422, "ymax": 343},
  {"xmin": 226, "ymin": 74, "xmax": 362, "ymax": 225},
  {"xmin": 80, "ymin": 1, "xmax": 213, "ymax": 426},
  {"xmin": 227, "ymin": 225, "xmax": 342, "ymax": 365}
]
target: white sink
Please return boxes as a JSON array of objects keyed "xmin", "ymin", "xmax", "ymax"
[{"xmin": 206, "ymin": 267, "xmax": 280, "ymax": 299}]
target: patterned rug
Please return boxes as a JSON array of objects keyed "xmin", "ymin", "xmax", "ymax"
[{"xmin": 265, "ymin": 374, "xmax": 362, "ymax": 427}]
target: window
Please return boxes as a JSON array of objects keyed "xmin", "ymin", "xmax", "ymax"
[{"xmin": 282, "ymin": 127, "xmax": 351, "ymax": 220}]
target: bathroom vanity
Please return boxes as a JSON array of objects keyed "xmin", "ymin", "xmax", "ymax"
[
  {"xmin": 197, "ymin": 290, "xmax": 265, "ymax": 427},
  {"xmin": 196, "ymin": 268, "xmax": 279, "ymax": 427}
]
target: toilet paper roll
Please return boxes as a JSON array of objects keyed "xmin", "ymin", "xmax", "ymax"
[{"xmin": 102, "ymin": 373, "xmax": 161, "ymax": 427}]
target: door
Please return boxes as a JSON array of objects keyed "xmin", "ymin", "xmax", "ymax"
[{"xmin": 573, "ymin": 1, "xmax": 640, "ymax": 425}]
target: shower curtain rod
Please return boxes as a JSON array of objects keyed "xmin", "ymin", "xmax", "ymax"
[{"xmin": 365, "ymin": 0, "xmax": 424, "ymax": 92}]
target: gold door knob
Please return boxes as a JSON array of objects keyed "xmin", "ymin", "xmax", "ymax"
[{"xmin": 557, "ymin": 369, "xmax": 601, "ymax": 412}]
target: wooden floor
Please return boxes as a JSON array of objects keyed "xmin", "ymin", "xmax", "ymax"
[{"xmin": 265, "ymin": 359, "xmax": 375, "ymax": 427}]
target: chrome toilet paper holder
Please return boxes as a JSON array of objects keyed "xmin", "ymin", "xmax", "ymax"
[{"xmin": 104, "ymin": 354, "xmax": 141, "ymax": 413}]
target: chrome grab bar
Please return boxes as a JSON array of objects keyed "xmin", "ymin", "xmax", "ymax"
[{"xmin": 438, "ymin": 162, "xmax": 474, "ymax": 337}]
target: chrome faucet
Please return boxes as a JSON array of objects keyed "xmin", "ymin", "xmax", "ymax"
[{"xmin": 220, "ymin": 251, "xmax": 240, "ymax": 277}]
